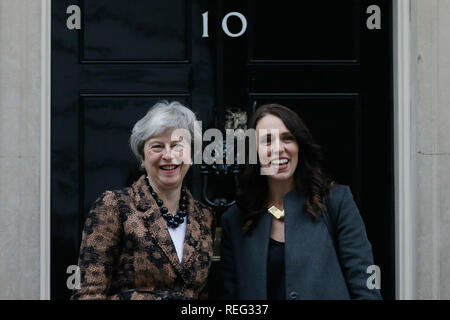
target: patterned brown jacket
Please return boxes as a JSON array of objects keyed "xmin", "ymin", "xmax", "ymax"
[{"xmin": 71, "ymin": 175, "xmax": 215, "ymax": 300}]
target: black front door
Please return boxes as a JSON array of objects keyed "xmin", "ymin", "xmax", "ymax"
[{"xmin": 52, "ymin": 0, "xmax": 394, "ymax": 299}]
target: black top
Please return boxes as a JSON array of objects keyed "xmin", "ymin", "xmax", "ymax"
[{"xmin": 267, "ymin": 238, "xmax": 286, "ymax": 300}]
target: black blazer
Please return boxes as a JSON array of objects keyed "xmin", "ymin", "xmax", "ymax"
[{"xmin": 220, "ymin": 185, "xmax": 382, "ymax": 300}]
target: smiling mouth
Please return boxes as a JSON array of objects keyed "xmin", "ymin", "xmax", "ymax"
[
  {"xmin": 160, "ymin": 165, "xmax": 180, "ymax": 171},
  {"xmin": 271, "ymin": 159, "xmax": 289, "ymax": 165}
]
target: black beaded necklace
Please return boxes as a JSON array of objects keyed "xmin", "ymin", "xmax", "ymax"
[{"xmin": 145, "ymin": 177, "xmax": 187, "ymax": 229}]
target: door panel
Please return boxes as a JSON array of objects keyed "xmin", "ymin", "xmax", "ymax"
[
  {"xmin": 250, "ymin": 1, "xmax": 359, "ymax": 61},
  {"xmin": 81, "ymin": 0, "xmax": 188, "ymax": 62},
  {"xmin": 249, "ymin": 95, "xmax": 363, "ymax": 199},
  {"xmin": 82, "ymin": 95, "xmax": 191, "ymax": 221}
]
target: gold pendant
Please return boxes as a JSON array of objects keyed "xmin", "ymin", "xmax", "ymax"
[{"xmin": 268, "ymin": 206, "xmax": 284, "ymax": 219}]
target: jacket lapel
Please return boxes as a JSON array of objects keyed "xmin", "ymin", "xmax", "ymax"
[
  {"xmin": 133, "ymin": 176, "xmax": 184, "ymax": 276},
  {"xmin": 180, "ymin": 192, "xmax": 203, "ymax": 272}
]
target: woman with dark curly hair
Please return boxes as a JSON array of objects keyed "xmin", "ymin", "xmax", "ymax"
[{"xmin": 220, "ymin": 103, "xmax": 381, "ymax": 300}]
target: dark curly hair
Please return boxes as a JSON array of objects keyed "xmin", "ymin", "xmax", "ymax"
[{"xmin": 236, "ymin": 103, "xmax": 334, "ymax": 231}]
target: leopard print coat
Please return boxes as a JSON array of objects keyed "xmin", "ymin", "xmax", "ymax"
[{"xmin": 71, "ymin": 175, "xmax": 215, "ymax": 300}]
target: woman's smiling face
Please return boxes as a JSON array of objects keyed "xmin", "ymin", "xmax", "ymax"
[
  {"xmin": 143, "ymin": 128, "xmax": 191, "ymax": 191},
  {"xmin": 256, "ymin": 114, "xmax": 299, "ymax": 182}
]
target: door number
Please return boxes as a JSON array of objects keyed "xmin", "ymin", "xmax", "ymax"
[{"xmin": 202, "ymin": 11, "xmax": 248, "ymax": 38}]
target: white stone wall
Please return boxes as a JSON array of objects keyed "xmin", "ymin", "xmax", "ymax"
[
  {"xmin": 412, "ymin": 0, "xmax": 450, "ymax": 299},
  {"xmin": 0, "ymin": 0, "xmax": 42, "ymax": 299}
]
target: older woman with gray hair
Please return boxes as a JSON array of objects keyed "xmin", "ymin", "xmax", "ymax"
[{"xmin": 72, "ymin": 101, "xmax": 215, "ymax": 300}]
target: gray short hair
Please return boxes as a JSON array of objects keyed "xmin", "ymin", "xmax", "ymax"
[{"xmin": 130, "ymin": 100, "xmax": 201, "ymax": 165}]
